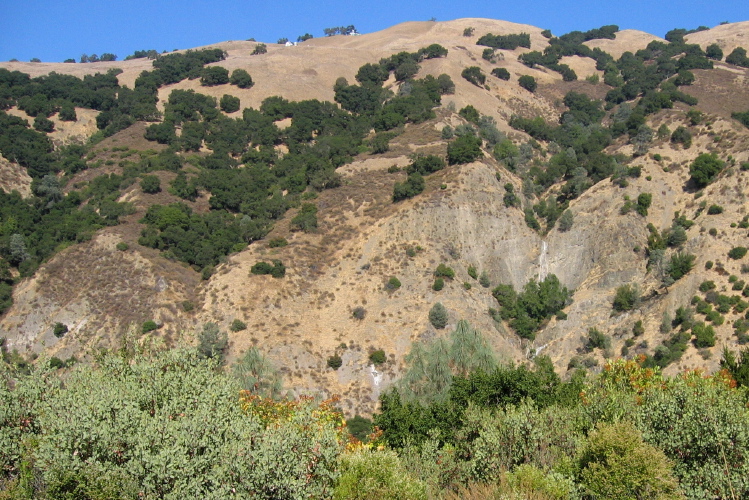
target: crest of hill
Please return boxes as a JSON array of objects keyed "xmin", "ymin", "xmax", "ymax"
[
  {"xmin": 583, "ymin": 29, "xmax": 664, "ymax": 59},
  {"xmin": 685, "ymin": 21, "xmax": 749, "ymax": 55}
]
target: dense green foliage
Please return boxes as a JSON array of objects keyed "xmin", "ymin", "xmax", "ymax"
[
  {"xmin": 476, "ymin": 33, "xmax": 531, "ymax": 50},
  {"xmin": 518, "ymin": 75, "xmax": 537, "ymax": 92},
  {"xmin": 0, "ymin": 347, "xmax": 345, "ymax": 498},
  {"xmin": 689, "ymin": 153, "xmax": 724, "ymax": 187},
  {"xmin": 492, "ymin": 274, "xmax": 571, "ymax": 340}
]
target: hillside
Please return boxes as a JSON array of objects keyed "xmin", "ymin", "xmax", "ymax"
[{"xmin": 1, "ymin": 18, "xmax": 749, "ymax": 417}]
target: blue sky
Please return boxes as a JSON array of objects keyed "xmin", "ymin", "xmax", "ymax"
[{"xmin": 1, "ymin": 0, "xmax": 747, "ymax": 63}]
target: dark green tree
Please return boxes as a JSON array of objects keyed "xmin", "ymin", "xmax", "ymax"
[
  {"xmin": 140, "ymin": 175, "xmax": 161, "ymax": 194},
  {"xmin": 447, "ymin": 134, "xmax": 482, "ymax": 165},
  {"xmin": 518, "ymin": 75, "xmax": 537, "ymax": 92},
  {"xmin": 220, "ymin": 94, "xmax": 240, "ymax": 113},
  {"xmin": 230, "ymin": 69, "xmax": 254, "ymax": 88},
  {"xmin": 689, "ymin": 153, "xmax": 724, "ymax": 188}
]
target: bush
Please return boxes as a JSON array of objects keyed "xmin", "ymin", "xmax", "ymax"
[
  {"xmin": 461, "ymin": 66, "xmax": 486, "ymax": 87},
  {"xmin": 518, "ymin": 75, "xmax": 537, "ymax": 92},
  {"xmin": 479, "ymin": 270, "xmax": 491, "ymax": 288},
  {"xmin": 467, "ymin": 265, "xmax": 478, "ymax": 280},
  {"xmin": 707, "ymin": 204, "xmax": 723, "ymax": 215},
  {"xmin": 369, "ymin": 349, "xmax": 386, "ymax": 365},
  {"xmin": 197, "ymin": 322, "xmax": 228, "ymax": 360},
  {"xmin": 230, "ymin": 319, "xmax": 247, "ymax": 332},
  {"xmin": 392, "ymin": 173, "xmax": 425, "ymax": 201},
  {"xmin": 352, "ymin": 306, "xmax": 366, "ymax": 320},
  {"xmin": 491, "ymin": 68, "xmax": 511, "ymax": 80},
  {"xmin": 220, "ymin": 94, "xmax": 240, "ymax": 113},
  {"xmin": 429, "ymin": 302, "xmax": 448, "ymax": 329},
  {"xmin": 667, "ymin": 252, "xmax": 695, "ymax": 282},
  {"xmin": 690, "ymin": 153, "xmax": 724, "ymax": 187},
  {"xmin": 670, "ymin": 125, "xmax": 692, "ymax": 148},
  {"xmin": 268, "ymin": 237, "xmax": 288, "ymax": 248},
  {"xmin": 251, "ymin": 43, "xmax": 267, "ymax": 55},
  {"xmin": 230, "ymin": 68, "xmax": 254, "ymax": 88},
  {"xmin": 578, "ymin": 422, "xmax": 682, "ymax": 500},
  {"xmin": 693, "ymin": 322, "xmax": 716, "ymax": 348},
  {"xmin": 200, "ymin": 66, "xmax": 230, "ymax": 86},
  {"xmin": 459, "ymin": 105, "xmax": 480, "ymax": 123},
  {"xmin": 53, "ymin": 322, "xmax": 68, "ymax": 338},
  {"xmin": 447, "ymin": 134, "xmax": 482, "ymax": 165},
  {"xmin": 142, "ymin": 320, "xmax": 159, "ymax": 333},
  {"xmin": 585, "ymin": 328, "xmax": 611, "ymax": 351},
  {"xmin": 334, "ymin": 449, "xmax": 426, "ymax": 500},
  {"xmin": 250, "ymin": 260, "xmax": 286, "ymax": 278},
  {"xmin": 327, "ymin": 355, "xmax": 342, "ymax": 370},
  {"xmin": 140, "ymin": 175, "xmax": 161, "ymax": 194},
  {"xmin": 613, "ymin": 284, "xmax": 639, "ymax": 312},
  {"xmin": 434, "ymin": 263, "xmax": 455, "ymax": 279},
  {"xmin": 433, "ymin": 278, "xmax": 444, "ymax": 291},
  {"xmin": 729, "ymin": 247, "xmax": 748, "ymax": 260},
  {"xmin": 635, "ymin": 193, "xmax": 652, "ymax": 216},
  {"xmin": 386, "ymin": 276, "xmax": 401, "ymax": 291},
  {"xmin": 290, "ymin": 203, "xmax": 318, "ymax": 232}
]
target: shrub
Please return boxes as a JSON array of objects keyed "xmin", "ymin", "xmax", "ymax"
[
  {"xmin": 268, "ymin": 238, "xmax": 288, "ymax": 248},
  {"xmin": 689, "ymin": 153, "xmax": 724, "ymax": 187},
  {"xmin": 327, "ymin": 355, "xmax": 343, "ymax": 370},
  {"xmin": 230, "ymin": 319, "xmax": 247, "ymax": 332},
  {"xmin": 142, "ymin": 320, "xmax": 159, "ymax": 333},
  {"xmin": 200, "ymin": 66, "xmax": 229, "ymax": 86},
  {"xmin": 447, "ymin": 134, "xmax": 483, "ymax": 165},
  {"xmin": 433, "ymin": 278, "xmax": 444, "ymax": 291},
  {"xmin": 699, "ymin": 280, "xmax": 716, "ymax": 292},
  {"xmin": 613, "ymin": 284, "xmax": 639, "ymax": 312},
  {"xmin": 636, "ymin": 193, "xmax": 652, "ymax": 216},
  {"xmin": 434, "ymin": 263, "xmax": 455, "ymax": 279},
  {"xmin": 518, "ymin": 75, "xmax": 537, "ymax": 92},
  {"xmin": 633, "ymin": 320, "xmax": 645, "ymax": 336},
  {"xmin": 707, "ymin": 204, "xmax": 723, "ymax": 215},
  {"xmin": 585, "ymin": 328, "xmax": 611, "ymax": 351},
  {"xmin": 352, "ymin": 306, "xmax": 366, "ymax": 320},
  {"xmin": 467, "ymin": 265, "xmax": 478, "ymax": 280},
  {"xmin": 369, "ymin": 350, "xmax": 386, "ymax": 365},
  {"xmin": 459, "ymin": 105, "xmax": 480, "ymax": 123},
  {"xmin": 116, "ymin": 242, "xmax": 129, "ymax": 251},
  {"xmin": 461, "ymin": 66, "xmax": 486, "ymax": 86},
  {"xmin": 392, "ymin": 173, "xmax": 425, "ymax": 201},
  {"xmin": 386, "ymin": 277, "xmax": 402, "ymax": 291},
  {"xmin": 667, "ymin": 252, "xmax": 695, "ymax": 282},
  {"xmin": 140, "ymin": 174, "xmax": 161, "ymax": 194},
  {"xmin": 334, "ymin": 449, "xmax": 426, "ymax": 500},
  {"xmin": 197, "ymin": 322, "xmax": 228, "ymax": 360},
  {"xmin": 345, "ymin": 416, "xmax": 373, "ymax": 442},
  {"xmin": 251, "ymin": 260, "xmax": 286, "ymax": 278},
  {"xmin": 479, "ymin": 270, "xmax": 491, "ymax": 288},
  {"xmin": 671, "ymin": 126, "xmax": 692, "ymax": 148},
  {"xmin": 693, "ymin": 322, "xmax": 716, "ymax": 348},
  {"xmin": 429, "ymin": 302, "xmax": 448, "ymax": 329},
  {"xmin": 220, "ymin": 94, "xmax": 240, "ymax": 113},
  {"xmin": 251, "ymin": 43, "xmax": 267, "ymax": 55},
  {"xmin": 182, "ymin": 300, "xmax": 194, "ymax": 312},
  {"xmin": 230, "ymin": 68, "xmax": 254, "ymax": 88},
  {"xmin": 491, "ymin": 68, "xmax": 511, "ymax": 80},
  {"xmin": 53, "ymin": 322, "xmax": 68, "ymax": 338},
  {"xmin": 290, "ymin": 203, "xmax": 318, "ymax": 232},
  {"xmin": 729, "ymin": 247, "xmax": 748, "ymax": 260},
  {"xmin": 578, "ymin": 422, "xmax": 682, "ymax": 500}
]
